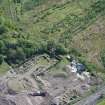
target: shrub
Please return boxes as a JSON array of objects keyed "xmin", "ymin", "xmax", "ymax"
[
  {"xmin": 0, "ymin": 40, "xmax": 6, "ymax": 54},
  {"xmin": 70, "ymin": 48, "xmax": 82, "ymax": 57},
  {"xmin": 6, "ymin": 47, "xmax": 25, "ymax": 65},
  {"xmin": 0, "ymin": 54, "xmax": 3, "ymax": 65},
  {"xmin": 0, "ymin": 25, "xmax": 7, "ymax": 34},
  {"xmin": 101, "ymin": 49, "xmax": 105, "ymax": 67},
  {"xmin": 85, "ymin": 63, "xmax": 97, "ymax": 72},
  {"xmin": 13, "ymin": 0, "xmax": 21, "ymax": 3},
  {"xmin": 23, "ymin": 0, "xmax": 44, "ymax": 11},
  {"xmin": 56, "ymin": 43, "xmax": 68, "ymax": 55},
  {"xmin": 47, "ymin": 40, "xmax": 68, "ymax": 56},
  {"xmin": 78, "ymin": 56, "xmax": 97, "ymax": 72}
]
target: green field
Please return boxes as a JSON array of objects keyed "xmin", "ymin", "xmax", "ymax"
[
  {"xmin": 0, "ymin": 0, "xmax": 105, "ymax": 73},
  {"xmin": 97, "ymin": 100, "xmax": 105, "ymax": 105}
]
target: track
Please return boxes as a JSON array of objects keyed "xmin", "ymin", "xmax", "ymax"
[{"xmin": 74, "ymin": 86, "xmax": 105, "ymax": 105}]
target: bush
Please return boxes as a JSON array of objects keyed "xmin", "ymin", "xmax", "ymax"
[
  {"xmin": 85, "ymin": 63, "xmax": 97, "ymax": 72},
  {"xmin": 23, "ymin": 0, "xmax": 43, "ymax": 11},
  {"xmin": 16, "ymin": 47, "xmax": 26, "ymax": 61},
  {"xmin": 0, "ymin": 25, "xmax": 7, "ymax": 34},
  {"xmin": 23, "ymin": 1, "xmax": 34, "ymax": 11},
  {"xmin": 56, "ymin": 43, "xmax": 68, "ymax": 55},
  {"xmin": 0, "ymin": 40, "xmax": 6, "ymax": 54},
  {"xmin": 101, "ymin": 49, "xmax": 105, "ymax": 67},
  {"xmin": 70, "ymin": 48, "xmax": 82, "ymax": 57},
  {"xmin": 78, "ymin": 56, "xmax": 97, "ymax": 72},
  {"xmin": 47, "ymin": 40, "xmax": 68, "ymax": 56},
  {"xmin": 6, "ymin": 47, "xmax": 25, "ymax": 65},
  {"xmin": 23, "ymin": 47, "xmax": 34, "ymax": 58},
  {"xmin": 13, "ymin": 0, "xmax": 21, "ymax": 3},
  {"xmin": 0, "ymin": 55, "xmax": 3, "ymax": 65}
]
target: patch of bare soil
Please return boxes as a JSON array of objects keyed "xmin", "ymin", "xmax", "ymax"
[{"xmin": 0, "ymin": 55, "xmax": 103, "ymax": 105}]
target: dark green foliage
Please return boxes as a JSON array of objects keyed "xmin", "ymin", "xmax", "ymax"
[
  {"xmin": 0, "ymin": 25, "xmax": 7, "ymax": 34},
  {"xmin": 16, "ymin": 47, "xmax": 25, "ymax": 61},
  {"xmin": 23, "ymin": 1, "xmax": 35, "ymax": 11},
  {"xmin": 23, "ymin": 0, "xmax": 46, "ymax": 11},
  {"xmin": 101, "ymin": 49, "xmax": 105, "ymax": 67},
  {"xmin": 13, "ymin": 0, "xmax": 21, "ymax": 3},
  {"xmin": 6, "ymin": 47, "xmax": 25, "ymax": 65},
  {"xmin": 91, "ymin": 0, "xmax": 105, "ymax": 13},
  {"xmin": 42, "ymin": 0, "xmax": 105, "ymax": 39},
  {"xmin": 6, "ymin": 49, "xmax": 17, "ymax": 64},
  {"xmin": 23, "ymin": 47, "xmax": 35, "ymax": 58},
  {"xmin": 0, "ymin": 54, "xmax": 3, "ymax": 65},
  {"xmin": 0, "ymin": 40, "xmax": 6, "ymax": 54},
  {"xmin": 0, "ymin": 0, "xmax": 105, "ymax": 67},
  {"xmin": 70, "ymin": 48, "xmax": 82, "ymax": 57},
  {"xmin": 86, "ymin": 63, "xmax": 97, "ymax": 72},
  {"xmin": 78, "ymin": 56, "xmax": 97, "ymax": 72},
  {"xmin": 47, "ymin": 40, "xmax": 68, "ymax": 57},
  {"xmin": 55, "ymin": 43, "xmax": 68, "ymax": 55}
]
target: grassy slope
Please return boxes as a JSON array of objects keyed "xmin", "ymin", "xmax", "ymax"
[
  {"xmin": 20, "ymin": 0, "xmax": 104, "ymax": 45},
  {"xmin": 97, "ymin": 100, "xmax": 105, "ymax": 105},
  {"xmin": 0, "ymin": 0, "xmax": 105, "ymax": 73},
  {"xmin": 71, "ymin": 15, "xmax": 105, "ymax": 69},
  {"xmin": 21, "ymin": 0, "xmax": 94, "ymax": 41},
  {"xmin": 21, "ymin": 0, "xmax": 105, "ymax": 70}
]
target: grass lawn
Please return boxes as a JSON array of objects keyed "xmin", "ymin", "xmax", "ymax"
[{"xmin": 97, "ymin": 100, "xmax": 105, "ymax": 105}]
